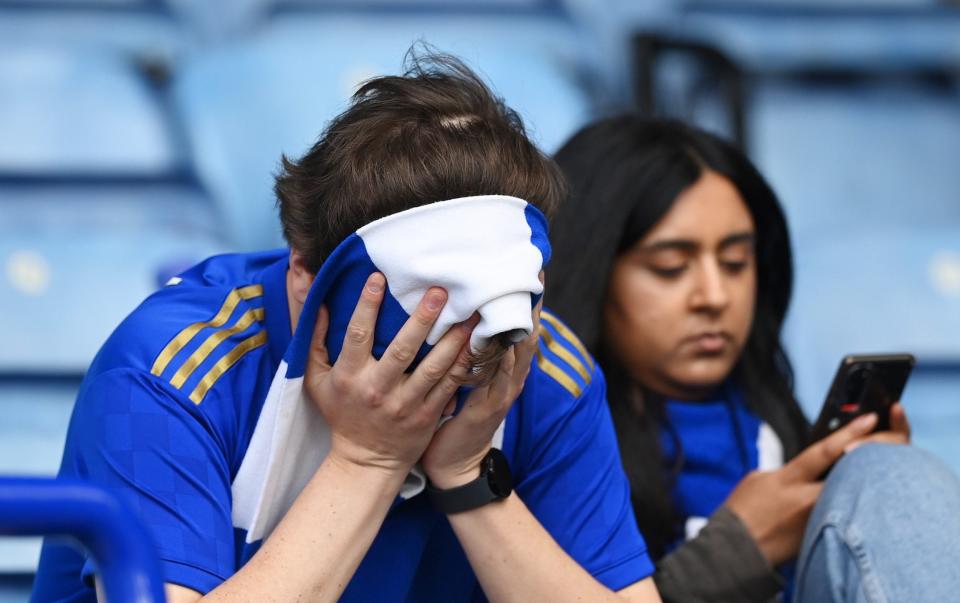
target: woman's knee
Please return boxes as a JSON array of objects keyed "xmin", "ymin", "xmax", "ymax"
[{"xmin": 830, "ymin": 443, "xmax": 956, "ymax": 491}]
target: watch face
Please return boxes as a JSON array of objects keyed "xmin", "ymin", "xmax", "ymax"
[{"xmin": 484, "ymin": 448, "xmax": 513, "ymax": 498}]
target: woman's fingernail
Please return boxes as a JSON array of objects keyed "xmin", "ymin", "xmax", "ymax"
[
  {"xmin": 853, "ymin": 413, "xmax": 877, "ymax": 430},
  {"xmin": 367, "ymin": 275, "xmax": 383, "ymax": 293}
]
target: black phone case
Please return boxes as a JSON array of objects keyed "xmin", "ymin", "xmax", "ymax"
[{"xmin": 808, "ymin": 353, "xmax": 915, "ymax": 443}]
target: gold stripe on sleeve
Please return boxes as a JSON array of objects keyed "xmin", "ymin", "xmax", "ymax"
[
  {"xmin": 536, "ymin": 351, "xmax": 583, "ymax": 398},
  {"xmin": 539, "ymin": 311, "xmax": 595, "ymax": 371},
  {"xmin": 538, "ymin": 326, "xmax": 591, "ymax": 383},
  {"xmin": 188, "ymin": 331, "xmax": 268, "ymax": 405},
  {"xmin": 170, "ymin": 308, "xmax": 266, "ymax": 389},
  {"xmin": 150, "ymin": 284, "xmax": 264, "ymax": 377}
]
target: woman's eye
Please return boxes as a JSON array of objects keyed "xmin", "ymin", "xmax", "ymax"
[
  {"xmin": 650, "ymin": 265, "xmax": 686, "ymax": 278},
  {"xmin": 721, "ymin": 260, "xmax": 748, "ymax": 273}
]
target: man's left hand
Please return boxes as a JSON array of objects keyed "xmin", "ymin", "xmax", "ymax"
[{"xmin": 420, "ymin": 306, "xmax": 541, "ymax": 489}]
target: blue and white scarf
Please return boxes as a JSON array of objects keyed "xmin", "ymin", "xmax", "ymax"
[
  {"xmin": 233, "ymin": 195, "xmax": 551, "ymax": 543},
  {"xmin": 661, "ymin": 385, "xmax": 784, "ymax": 542}
]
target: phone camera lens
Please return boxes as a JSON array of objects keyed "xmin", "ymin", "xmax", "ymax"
[{"xmin": 846, "ymin": 365, "xmax": 873, "ymax": 401}]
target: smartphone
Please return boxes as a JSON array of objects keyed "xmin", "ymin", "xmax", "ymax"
[{"xmin": 808, "ymin": 353, "xmax": 915, "ymax": 444}]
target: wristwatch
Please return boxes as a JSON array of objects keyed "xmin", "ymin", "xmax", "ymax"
[{"xmin": 426, "ymin": 448, "xmax": 513, "ymax": 514}]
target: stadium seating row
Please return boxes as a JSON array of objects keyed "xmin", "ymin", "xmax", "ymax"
[{"xmin": 1, "ymin": 0, "xmax": 959, "ymax": 593}]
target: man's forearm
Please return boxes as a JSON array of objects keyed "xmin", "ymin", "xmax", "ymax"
[
  {"xmin": 446, "ymin": 494, "xmax": 661, "ymax": 603},
  {"xmin": 170, "ymin": 455, "xmax": 406, "ymax": 603}
]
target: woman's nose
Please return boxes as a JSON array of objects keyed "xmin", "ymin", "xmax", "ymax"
[{"xmin": 690, "ymin": 259, "xmax": 730, "ymax": 313}]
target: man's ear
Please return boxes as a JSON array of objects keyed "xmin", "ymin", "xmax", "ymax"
[{"xmin": 288, "ymin": 250, "xmax": 315, "ymax": 307}]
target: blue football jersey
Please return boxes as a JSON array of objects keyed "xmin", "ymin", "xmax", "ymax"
[{"xmin": 31, "ymin": 251, "xmax": 653, "ymax": 601}]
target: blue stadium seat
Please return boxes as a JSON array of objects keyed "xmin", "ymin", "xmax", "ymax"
[
  {"xmin": 276, "ymin": 0, "xmax": 554, "ymax": 7},
  {"xmin": 751, "ymin": 79, "xmax": 960, "ymax": 239},
  {"xmin": 783, "ymin": 228, "xmax": 960, "ymax": 471},
  {"xmin": 2, "ymin": 184, "xmax": 225, "ymax": 372},
  {"xmin": 0, "ymin": 0, "xmax": 183, "ymax": 59},
  {"xmin": 902, "ymin": 364, "xmax": 960, "ymax": 474},
  {"xmin": 170, "ymin": 11, "xmax": 598, "ymax": 249},
  {"xmin": 662, "ymin": 8, "xmax": 960, "ymax": 75},
  {"xmin": 0, "ymin": 574, "xmax": 32, "ymax": 603},
  {"xmin": 0, "ymin": 44, "xmax": 228, "ymax": 579},
  {"xmin": 0, "ymin": 46, "xmax": 228, "ymax": 373},
  {"xmin": 0, "ymin": 47, "xmax": 179, "ymax": 177},
  {"xmin": 0, "ymin": 380, "xmax": 81, "ymax": 478},
  {"xmin": 785, "ymin": 227, "xmax": 960, "ymax": 411},
  {"xmin": 0, "ymin": 185, "xmax": 223, "ymax": 575},
  {"xmin": 0, "ymin": 379, "xmax": 78, "ymax": 576},
  {"xmin": 168, "ymin": 0, "xmax": 570, "ymax": 42},
  {"xmin": 682, "ymin": 1, "xmax": 945, "ymax": 12},
  {"xmin": 631, "ymin": 6, "xmax": 960, "ymax": 150}
]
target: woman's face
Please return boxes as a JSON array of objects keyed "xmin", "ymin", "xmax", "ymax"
[{"xmin": 604, "ymin": 170, "xmax": 757, "ymax": 400}]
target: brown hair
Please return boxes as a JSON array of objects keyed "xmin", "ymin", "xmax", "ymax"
[{"xmin": 276, "ymin": 49, "xmax": 566, "ymax": 273}]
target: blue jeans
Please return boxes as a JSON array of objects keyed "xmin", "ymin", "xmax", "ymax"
[{"xmin": 794, "ymin": 443, "xmax": 960, "ymax": 603}]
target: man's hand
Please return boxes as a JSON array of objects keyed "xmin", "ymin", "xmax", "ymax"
[
  {"xmin": 420, "ymin": 304, "xmax": 542, "ymax": 489},
  {"xmin": 725, "ymin": 412, "xmax": 879, "ymax": 565},
  {"xmin": 304, "ymin": 272, "xmax": 477, "ymax": 479}
]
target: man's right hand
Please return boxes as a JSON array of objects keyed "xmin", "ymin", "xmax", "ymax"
[
  {"xmin": 724, "ymin": 412, "xmax": 879, "ymax": 566},
  {"xmin": 303, "ymin": 272, "xmax": 477, "ymax": 479}
]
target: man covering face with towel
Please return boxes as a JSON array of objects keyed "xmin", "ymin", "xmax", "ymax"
[{"xmin": 32, "ymin": 54, "xmax": 662, "ymax": 603}]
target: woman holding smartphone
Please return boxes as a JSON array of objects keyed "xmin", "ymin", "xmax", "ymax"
[{"xmin": 546, "ymin": 115, "xmax": 960, "ymax": 602}]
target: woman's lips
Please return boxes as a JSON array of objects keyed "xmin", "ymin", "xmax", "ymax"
[{"xmin": 684, "ymin": 332, "xmax": 731, "ymax": 354}]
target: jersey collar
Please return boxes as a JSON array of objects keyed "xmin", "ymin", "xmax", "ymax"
[{"xmin": 259, "ymin": 250, "xmax": 293, "ymax": 369}]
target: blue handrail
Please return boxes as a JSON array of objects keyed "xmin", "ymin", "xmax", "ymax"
[{"xmin": 0, "ymin": 477, "xmax": 165, "ymax": 603}]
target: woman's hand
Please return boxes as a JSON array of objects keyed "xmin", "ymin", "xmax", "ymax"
[
  {"xmin": 846, "ymin": 402, "xmax": 911, "ymax": 449},
  {"xmin": 420, "ymin": 305, "xmax": 542, "ymax": 490},
  {"xmin": 304, "ymin": 273, "xmax": 476, "ymax": 480},
  {"xmin": 725, "ymin": 412, "xmax": 880, "ymax": 566}
]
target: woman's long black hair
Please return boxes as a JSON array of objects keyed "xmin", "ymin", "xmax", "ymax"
[{"xmin": 546, "ymin": 116, "xmax": 810, "ymax": 557}]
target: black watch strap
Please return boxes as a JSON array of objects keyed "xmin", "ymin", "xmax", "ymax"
[{"xmin": 427, "ymin": 448, "xmax": 513, "ymax": 514}]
